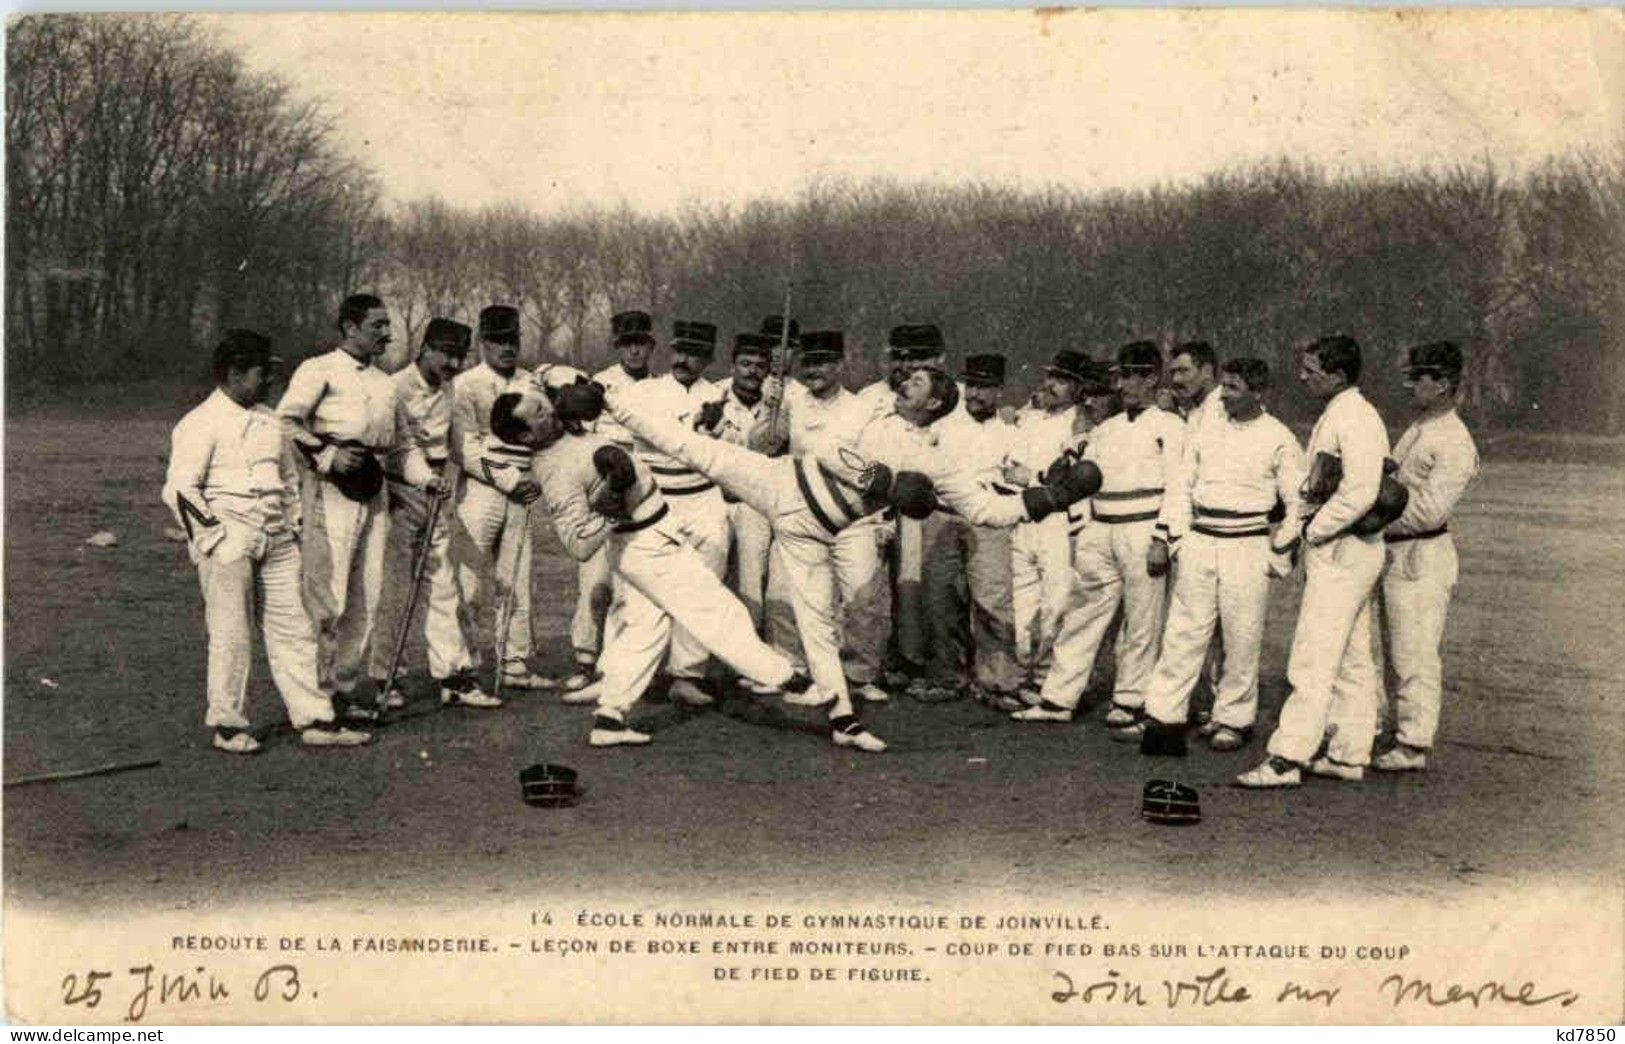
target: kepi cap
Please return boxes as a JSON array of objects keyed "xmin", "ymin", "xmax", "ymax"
[
  {"xmin": 672, "ymin": 320, "xmax": 718, "ymax": 354},
  {"xmin": 799, "ymin": 330, "xmax": 845, "ymax": 363},
  {"xmin": 1141, "ymin": 779, "xmax": 1201, "ymax": 825},
  {"xmin": 612, "ymin": 310, "xmax": 655, "ymax": 348},
  {"xmin": 963, "ymin": 353, "xmax": 1006, "ymax": 388},
  {"xmin": 479, "ymin": 305, "xmax": 522, "ymax": 345}
]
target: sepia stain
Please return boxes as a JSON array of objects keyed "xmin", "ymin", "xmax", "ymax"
[{"xmin": 1034, "ymin": 6, "xmax": 1071, "ymax": 38}]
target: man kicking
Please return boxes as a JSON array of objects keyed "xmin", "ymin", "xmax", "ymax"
[
  {"xmin": 595, "ymin": 369, "xmax": 1100, "ymax": 739},
  {"xmin": 493, "ymin": 374, "xmax": 886, "ymax": 753}
]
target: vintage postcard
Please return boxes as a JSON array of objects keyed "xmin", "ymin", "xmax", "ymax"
[{"xmin": 4, "ymin": 7, "xmax": 1622, "ymax": 1025}]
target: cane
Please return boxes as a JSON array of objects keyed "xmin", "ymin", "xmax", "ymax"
[
  {"xmin": 376, "ymin": 486, "xmax": 447, "ymax": 714},
  {"xmin": 490, "ymin": 502, "xmax": 533, "ymax": 701}
]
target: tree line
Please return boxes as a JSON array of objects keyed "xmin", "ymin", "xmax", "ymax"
[{"xmin": 8, "ymin": 14, "xmax": 1622, "ymax": 433}]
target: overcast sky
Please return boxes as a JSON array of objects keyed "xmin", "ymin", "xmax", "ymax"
[{"xmin": 197, "ymin": 9, "xmax": 1624, "ymax": 215}]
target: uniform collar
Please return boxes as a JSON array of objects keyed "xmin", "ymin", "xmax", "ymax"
[{"xmin": 333, "ymin": 345, "xmax": 374, "ymax": 371}]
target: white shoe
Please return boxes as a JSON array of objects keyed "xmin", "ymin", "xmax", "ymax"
[
  {"xmin": 1012, "ymin": 701, "xmax": 1073, "ymax": 723},
  {"xmin": 501, "ymin": 668, "xmax": 558, "ymax": 691},
  {"xmin": 669, "ymin": 678, "xmax": 715, "ymax": 707},
  {"xmin": 589, "ymin": 715, "xmax": 652, "ymax": 747},
  {"xmin": 1207, "ymin": 725, "xmax": 1251, "ymax": 752},
  {"xmin": 1307, "ymin": 756, "xmax": 1365, "ymax": 782},
  {"xmin": 852, "ymin": 681, "xmax": 890, "ymax": 704},
  {"xmin": 212, "ymin": 729, "xmax": 262, "ymax": 755},
  {"xmin": 300, "ymin": 724, "xmax": 372, "ymax": 748},
  {"xmin": 830, "ymin": 716, "xmax": 886, "ymax": 753},
  {"xmin": 1108, "ymin": 720, "xmax": 1146, "ymax": 743},
  {"xmin": 783, "ymin": 685, "xmax": 836, "ymax": 707},
  {"xmin": 1373, "ymin": 746, "xmax": 1428, "ymax": 773},
  {"xmin": 1234, "ymin": 756, "xmax": 1301, "ymax": 789},
  {"xmin": 373, "ymin": 683, "xmax": 407, "ymax": 710},
  {"xmin": 441, "ymin": 679, "xmax": 503, "ymax": 709},
  {"xmin": 560, "ymin": 680, "xmax": 601, "ymax": 705},
  {"xmin": 1103, "ymin": 704, "xmax": 1140, "ymax": 728},
  {"xmin": 741, "ymin": 678, "xmax": 782, "ymax": 697},
  {"xmin": 561, "ymin": 668, "xmax": 599, "ymax": 692}
]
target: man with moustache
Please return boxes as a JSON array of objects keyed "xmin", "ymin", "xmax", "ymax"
[
  {"xmin": 761, "ymin": 330, "xmax": 898, "ymax": 703},
  {"xmin": 368, "ymin": 318, "xmax": 495, "ymax": 710},
  {"xmin": 1238, "ymin": 335, "xmax": 1393, "ymax": 788},
  {"xmin": 1375, "ymin": 341, "xmax": 1480, "ymax": 773},
  {"xmin": 1003, "ymin": 350, "xmax": 1091, "ymax": 700},
  {"xmin": 448, "ymin": 304, "xmax": 555, "ymax": 695},
  {"xmin": 1013, "ymin": 342, "xmax": 1185, "ymax": 730},
  {"xmin": 695, "ymin": 331, "xmax": 780, "ymax": 644},
  {"xmin": 1136, "ymin": 357, "xmax": 1305, "ymax": 756},
  {"xmin": 279, "ymin": 294, "xmax": 446, "ymax": 719},
  {"xmin": 564, "ymin": 310, "xmax": 659, "ymax": 698},
  {"xmin": 615, "ymin": 319, "xmax": 731, "ymax": 706},
  {"xmin": 165, "ymin": 330, "xmax": 372, "ymax": 752}
]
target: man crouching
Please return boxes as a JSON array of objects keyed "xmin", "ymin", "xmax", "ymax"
[{"xmin": 489, "ymin": 372, "xmax": 882, "ymax": 752}]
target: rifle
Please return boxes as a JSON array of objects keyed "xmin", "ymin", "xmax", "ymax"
[{"xmin": 764, "ymin": 278, "xmax": 794, "ymax": 454}]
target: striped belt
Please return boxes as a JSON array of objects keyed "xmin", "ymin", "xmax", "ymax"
[
  {"xmin": 794, "ymin": 458, "xmax": 860, "ymax": 536},
  {"xmin": 1191, "ymin": 504, "xmax": 1271, "ymax": 539},
  {"xmin": 1386, "ymin": 525, "xmax": 1448, "ymax": 544},
  {"xmin": 1091, "ymin": 486, "xmax": 1164, "ymax": 524},
  {"xmin": 649, "ymin": 463, "xmax": 715, "ymax": 497},
  {"xmin": 615, "ymin": 503, "xmax": 669, "ymax": 533},
  {"xmin": 1192, "ymin": 523, "xmax": 1270, "ymax": 539}
]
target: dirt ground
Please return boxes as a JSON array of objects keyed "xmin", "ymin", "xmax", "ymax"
[{"xmin": 4, "ymin": 399, "xmax": 1623, "ymax": 914}]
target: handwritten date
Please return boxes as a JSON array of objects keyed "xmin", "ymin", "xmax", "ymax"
[{"xmin": 62, "ymin": 963, "xmax": 307, "ymax": 1022}]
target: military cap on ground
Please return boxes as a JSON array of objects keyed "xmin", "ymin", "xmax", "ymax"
[
  {"xmin": 760, "ymin": 315, "xmax": 800, "ymax": 346},
  {"xmin": 963, "ymin": 353, "xmax": 1006, "ymax": 387},
  {"xmin": 1405, "ymin": 340, "xmax": 1463, "ymax": 379},
  {"xmin": 1044, "ymin": 349, "xmax": 1092, "ymax": 384},
  {"xmin": 733, "ymin": 332, "xmax": 776, "ymax": 358},
  {"xmin": 612, "ymin": 310, "xmax": 655, "ymax": 347},
  {"xmin": 888, "ymin": 323, "xmax": 945, "ymax": 359},
  {"xmin": 422, "ymin": 318, "xmax": 472, "ymax": 353},
  {"xmin": 479, "ymin": 305, "xmax": 522, "ymax": 344},
  {"xmin": 1116, "ymin": 340, "xmax": 1164, "ymax": 374},
  {"xmin": 213, "ymin": 329, "xmax": 279, "ymax": 374},
  {"xmin": 1141, "ymin": 779, "xmax": 1201, "ymax": 825},
  {"xmin": 672, "ymin": 320, "xmax": 718, "ymax": 354},
  {"xmin": 799, "ymin": 330, "xmax": 845, "ymax": 362}
]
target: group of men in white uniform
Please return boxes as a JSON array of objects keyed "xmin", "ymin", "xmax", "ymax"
[{"xmin": 164, "ymin": 293, "xmax": 1479, "ymax": 790}]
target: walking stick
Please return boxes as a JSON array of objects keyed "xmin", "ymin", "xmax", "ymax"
[
  {"xmin": 491, "ymin": 502, "xmax": 533, "ymax": 700},
  {"xmin": 376, "ymin": 487, "xmax": 447, "ymax": 714}
]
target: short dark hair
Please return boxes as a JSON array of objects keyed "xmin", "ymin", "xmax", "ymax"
[
  {"xmin": 1222, "ymin": 357, "xmax": 1271, "ymax": 393},
  {"xmin": 338, "ymin": 293, "xmax": 385, "ymax": 335},
  {"xmin": 1171, "ymin": 341, "xmax": 1218, "ymax": 374},
  {"xmin": 211, "ymin": 329, "xmax": 275, "ymax": 385},
  {"xmin": 1304, "ymin": 335, "xmax": 1362, "ymax": 384},
  {"xmin": 922, "ymin": 368, "xmax": 960, "ymax": 423},
  {"xmin": 490, "ymin": 392, "xmax": 529, "ymax": 446}
]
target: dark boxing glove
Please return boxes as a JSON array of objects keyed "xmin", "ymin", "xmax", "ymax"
[
  {"xmin": 888, "ymin": 471, "xmax": 939, "ymax": 520},
  {"xmin": 554, "ymin": 380, "xmax": 606, "ymax": 425},
  {"xmin": 1021, "ymin": 458, "xmax": 1103, "ymax": 521},
  {"xmin": 694, "ymin": 399, "xmax": 726, "ymax": 433},
  {"xmin": 591, "ymin": 445, "xmax": 638, "ymax": 493}
]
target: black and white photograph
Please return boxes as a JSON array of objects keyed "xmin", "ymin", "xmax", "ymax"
[{"xmin": 3, "ymin": 8, "xmax": 1622, "ymax": 1024}]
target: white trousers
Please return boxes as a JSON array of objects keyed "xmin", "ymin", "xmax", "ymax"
[
  {"xmin": 1380, "ymin": 535, "xmax": 1459, "ymax": 750},
  {"xmin": 596, "ymin": 523, "xmax": 796, "ymax": 717},
  {"xmin": 454, "ymin": 476, "xmax": 533, "ymax": 671},
  {"xmin": 301, "ymin": 477, "xmax": 388, "ymax": 696},
  {"xmin": 1268, "ymin": 533, "xmax": 1385, "ymax": 766},
  {"xmin": 728, "ymin": 500, "xmax": 774, "ymax": 633},
  {"xmin": 1010, "ymin": 513, "xmax": 1074, "ymax": 684},
  {"xmin": 199, "ymin": 531, "xmax": 334, "ymax": 730},
  {"xmin": 1041, "ymin": 519, "xmax": 1166, "ymax": 711},
  {"xmin": 369, "ymin": 481, "xmax": 472, "ymax": 682},
  {"xmin": 1145, "ymin": 532, "xmax": 1270, "ymax": 729},
  {"xmin": 571, "ymin": 548, "xmax": 612, "ymax": 669},
  {"xmin": 663, "ymin": 489, "xmax": 730, "ymax": 680}
]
